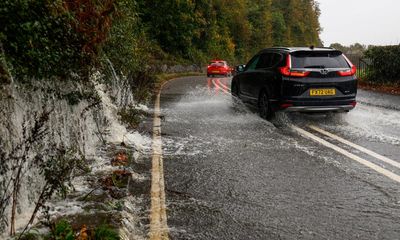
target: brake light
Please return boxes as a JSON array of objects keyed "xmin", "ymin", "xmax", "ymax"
[
  {"xmin": 279, "ymin": 55, "xmax": 310, "ymax": 77},
  {"xmin": 290, "ymin": 70, "xmax": 311, "ymax": 77},
  {"xmin": 338, "ymin": 54, "xmax": 357, "ymax": 76},
  {"xmin": 337, "ymin": 65, "xmax": 356, "ymax": 76},
  {"xmin": 280, "ymin": 103, "xmax": 293, "ymax": 109}
]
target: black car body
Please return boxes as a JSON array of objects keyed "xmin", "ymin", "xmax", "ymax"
[{"xmin": 231, "ymin": 47, "xmax": 357, "ymax": 118}]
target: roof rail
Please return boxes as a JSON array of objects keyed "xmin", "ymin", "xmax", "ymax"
[{"xmin": 267, "ymin": 47, "xmax": 291, "ymax": 51}]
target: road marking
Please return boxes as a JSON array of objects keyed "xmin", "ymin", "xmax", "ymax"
[
  {"xmin": 150, "ymin": 83, "xmax": 169, "ymax": 240},
  {"xmin": 212, "ymin": 77, "xmax": 400, "ymax": 183},
  {"xmin": 212, "ymin": 79, "xmax": 229, "ymax": 93},
  {"xmin": 216, "ymin": 79, "xmax": 230, "ymax": 91},
  {"xmin": 291, "ymin": 125, "xmax": 400, "ymax": 183},
  {"xmin": 309, "ymin": 125, "xmax": 400, "ymax": 170}
]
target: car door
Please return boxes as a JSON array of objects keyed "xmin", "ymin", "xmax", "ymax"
[
  {"xmin": 240, "ymin": 55, "xmax": 261, "ymax": 100},
  {"xmin": 249, "ymin": 52, "xmax": 282, "ymax": 100}
]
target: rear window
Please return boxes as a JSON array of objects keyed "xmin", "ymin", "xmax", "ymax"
[
  {"xmin": 291, "ymin": 51, "xmax": 349, "ymax": 69},
  {"xmin": 210, "ymin": 61, "xmax": 226, "ymax": 66}
]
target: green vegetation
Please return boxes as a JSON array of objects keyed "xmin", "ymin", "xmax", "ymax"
[
  {"xmin": 138, "ymin": 0, "xmax": 322, "ymax": 63},
  {"xmin": 94, "ymin": 225, "xmax": 120, "ymax": 240},
  {"xmin": 51, "ymin": 220, "xmax": 74, "ymax": 240},
  {"xmin": 364, "ymin": 45, "xmax": 400, "ymax": 83},
  {"xmin": 44, "ymin": 220, "xmax": 119, "ymax": 240},
  {"xmin": 1, "ymin": 0, "xmax": 322, "ymax": 84},
  {"xmin": 328, "ymin": 43, "xmax": 400, "ymax": 86}
]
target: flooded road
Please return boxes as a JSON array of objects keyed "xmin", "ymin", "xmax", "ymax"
[{"xmin": 158, "ymin": 76, "xmax": 400, "ymax": 239}]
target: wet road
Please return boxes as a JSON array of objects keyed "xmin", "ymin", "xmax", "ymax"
[{"xmin": 158, "ymin": 76, "xmax": 400, "ymax": 240}]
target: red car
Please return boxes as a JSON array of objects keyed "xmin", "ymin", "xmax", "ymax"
[{"xmin": 207, "ymin": 60, "xmax": 232, "ymax": 77}]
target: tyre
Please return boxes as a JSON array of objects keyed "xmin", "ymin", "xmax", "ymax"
[
  {"xmin": 231, "ymin": 82, "xmax": 239, "ymax": 97},
  {"xmin": 231, "ymin": 82, "xmax": 241, "ymax": 107},
  {"xmin": 258, "ymin": 90, "xmax": 274, "ymax": 120},
  {"xmin": 270, "ymin": 111, "xmax": 290, "ymax": 127}
]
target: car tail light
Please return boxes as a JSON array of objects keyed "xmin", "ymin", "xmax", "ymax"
[
  {"xmin": 337, "ymin": 65, "xmax": 356, "ymax": 76},
  {"xmin": 338, "ymin": 55, "xmax": 357, "ymax": 76},
  {"xmin": 280, "ymin": 103, "xmax": 293, "ymax": 109},
  {"xmin": 279, "ymin": 55, "xmax": 310, "ymax": 77},
  {"xmin": 350, "ymin": 101, "xmax": 357, "ymax": 107}
]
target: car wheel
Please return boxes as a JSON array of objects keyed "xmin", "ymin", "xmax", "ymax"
[
  {"xmin": 258, "ymin": 90, "xmax": 273, "ymax": 120},
  {"xmin": 270, "ymin": 111, "xmax": 290, "ymax": 127},
  {"xmin": 230, "ymin": 82, "xmax": 244, "ymax": 111}
]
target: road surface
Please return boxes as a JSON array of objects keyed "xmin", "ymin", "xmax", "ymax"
[{"xmin": 155, "ymin": 76, "xmax": 400, "ymax": 240}]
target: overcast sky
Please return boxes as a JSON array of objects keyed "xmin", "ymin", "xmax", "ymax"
[{"xmin": 318, "ymin": 0, "xmax": 400, "ymax": 46}]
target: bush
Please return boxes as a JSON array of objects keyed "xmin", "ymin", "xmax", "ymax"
[
  {"xmin": 52, "ymin": 220, "xmax": 74, "ymax": 240},
  {"xmin": 0, "ymin": 0, "xmax": 115, "ymax": 81},
  {"xmin": 364, "ymin": 45, "xmax": 400, "ymax": 83},
  {"xmin": 94, "ymin": 225, "xmax": 120, "ymax": 240}
]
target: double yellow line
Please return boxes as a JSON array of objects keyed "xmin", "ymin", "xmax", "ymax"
[
  {"xmin": 149, "ymin": 78, "xmax": 399, "ymax": 239},
  {"xmin": 149, "ymin": 86, "xmax": 169, "ymax": 240}
]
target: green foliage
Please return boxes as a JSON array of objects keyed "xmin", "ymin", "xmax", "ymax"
[
  {"xmin": 18, "ymin": 229, "xmax": 41, "ymax": 240},
  {"xmin": 103, "ymin": 0, "xmax": 152, "ymax": 76},
  {"xmin": 365, "ymin": 45, "xmax": 400, "ymax": 83},
  {"xmin": 138, "ymin": 0, "xmax": 322, "ymax": 63},
  {"xmin": 117, "ymin": 108, "xmax": 148, "ymax": 129},
  {"xmin": 0, "ymin": 0, "xmax": 115, "ymax": 81},
  {"xmin": 94, "ymin": 225, "xmax": 120, "ymax": 240},
  {"xmin": 52, "ymin": 220, "xmax": 74, "ymax": 240},
  {"xmin": 0, "ymin": 0, "xmax": 85, "ymax": 79},
  {"xmin": 1, "ymin": 0, "xmax": 322, "ymax": 80},
  {"xmin": 47, "ymin": 221, "xmax": 119, "ymax": 240}
]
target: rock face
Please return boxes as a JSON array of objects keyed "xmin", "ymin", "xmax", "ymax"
[{"xmin": 0, "ymin": 70, "xmax": 150, "ymax": 239}]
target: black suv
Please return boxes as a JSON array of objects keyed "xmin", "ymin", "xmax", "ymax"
[{"xmin": 231, "ymin": 47, "xmax": 357, "ymax": 119}]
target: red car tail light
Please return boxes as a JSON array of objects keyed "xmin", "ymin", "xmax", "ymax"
[
  {"xmin": 279, "ymin": 55, "xmax": 310, "ymax": 77},
  {"xmin": 280, "ymin": 103, "xmax": 293, "ymax": 109},
  {"xmin": 337, "ymin": 65, "xmax": 356, "ymax": 76},
  {"xmin": 338, "ymin": 54, "xmax": 357, "ymax": 76}
]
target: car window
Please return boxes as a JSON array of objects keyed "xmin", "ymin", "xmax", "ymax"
[
  {"xmin": 245, "ymin": 55, "xmax": 260, "ymax": 71},
  {"xmin": 211, "ymin": 62, "xmax": 225, "ymax": 67},
  {"xmin": 271, "ymin": 53, "xmax": 283, "ymax": 67},
  {"xmin": 256, "ymin": 53, "xmax": 273, "ymax": 69},
  {"xmin": 291, "ymin": 51, "xmax": 349, "ymax": 69}
]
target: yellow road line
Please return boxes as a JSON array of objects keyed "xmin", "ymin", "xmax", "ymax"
[
  {"xmin": 309, "ymin": 125, "xmax": 400, "ymax": 169},
  {"xmin": 149, "ymin": 84, "xmax": 169, "ymax": 240},
  {"xmin": 292, "ymin": 125, "xmax": 400, "ymax": 183}
]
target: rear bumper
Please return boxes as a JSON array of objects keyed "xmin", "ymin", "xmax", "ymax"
[
  {"xmin": 207, "ymin": 71, "xmax": 229, "ymax": 75},
  {"xmin": 275, "ymin": 97, "xmax": 357, "ymax": 113},
  {"xmin": 283, "ymin": 105, "xmax": 355, "ymax": 112}
]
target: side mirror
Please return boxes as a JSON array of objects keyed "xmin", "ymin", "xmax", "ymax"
[{"xmin": 235, "ymin": 64, "xmax": 246, "ymax": 73}]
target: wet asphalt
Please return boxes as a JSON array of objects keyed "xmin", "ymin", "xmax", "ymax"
[{"xmin": 159, "ymin": 76, "xmax": 400, "ymax": 240}]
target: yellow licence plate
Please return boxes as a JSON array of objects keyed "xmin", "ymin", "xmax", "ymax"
[
  {"xmin": 310, "ymin": 89, "xmax": 336, "ymax": 96},
  {"xmin": 212, "ymin": 70, "xmax": 219, "ymax": 73}
]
